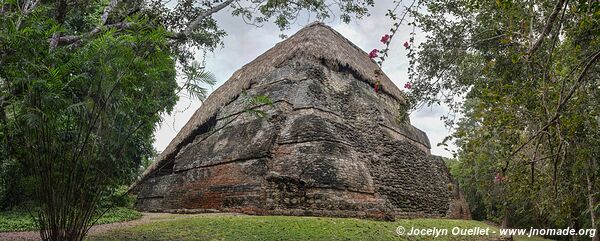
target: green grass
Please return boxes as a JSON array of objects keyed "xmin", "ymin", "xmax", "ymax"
[
  {"xmin": 0, "ymin": 207, "xmax": 142, "ymax": 232},
  {"xmin": 88, "ymin": 215, "xmax": 550, "ymax": 241}
]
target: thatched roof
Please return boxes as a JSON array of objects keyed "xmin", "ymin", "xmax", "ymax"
[{"xmin": 133, "ymin": 22, "xmax": 407, "ymax": 188}]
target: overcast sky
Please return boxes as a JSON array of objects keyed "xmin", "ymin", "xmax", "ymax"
[{"xmin": 153, "ymin": 1, "xmax": 456, "ymax": 158}]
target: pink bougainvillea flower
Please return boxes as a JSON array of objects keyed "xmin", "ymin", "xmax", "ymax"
[
  {"xmin": 369, "ymin": 49, "xmax": 379, "ymax": 58},
  {"xmin": 494, "ymin": 173, "xmax": 505, "ymax": 183},
  {"xmin": 403, "ymin": 41, "xmax": 410, "ymax": 49},
  {"xmin": 380, "ymin": 34, "xmax": 390, "ymax": 44},
  {"xmin": 404, "ymin": 82, "xmax": 412, "ymax": 89}
]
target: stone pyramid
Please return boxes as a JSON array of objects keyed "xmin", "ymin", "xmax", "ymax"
[{"xmin": 132, "ymin": 22, "xmax": 470, "ymax": 220}]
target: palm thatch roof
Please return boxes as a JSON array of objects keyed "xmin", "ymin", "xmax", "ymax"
[{"xmin": 133, "ymin": 22, "xmax": 407, "ymax": 189}]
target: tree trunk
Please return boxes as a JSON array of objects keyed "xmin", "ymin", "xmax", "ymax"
[
  {"xmin": 586, "ymin": 158, "xmax": 599, "ymax": 241},
  {"xmin": 571, "ymin": 209, "xmax": 580, "ymax": 241},
  {"xmin": 502, "ymin": 203, "xmax": 511, "ymax": 229}
]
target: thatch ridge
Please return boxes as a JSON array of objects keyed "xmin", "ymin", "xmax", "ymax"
[{"xmin": 132, "ymin": 22, "xmax": 407, "ymax": 189}]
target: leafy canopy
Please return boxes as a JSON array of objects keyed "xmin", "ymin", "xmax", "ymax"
[{"xmin": 411, "ymin": 0, "xmax": 600, "ymax": 231}]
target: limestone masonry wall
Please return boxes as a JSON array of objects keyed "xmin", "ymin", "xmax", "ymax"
[{"xmin": 133, "ymin": 55, "xmax": 470, "ymax": 220}]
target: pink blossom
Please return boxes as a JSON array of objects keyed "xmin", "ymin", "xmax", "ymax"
[
  {"xmin": 404, "ymin": 82, "xmax": 412, "ymax": 89},
  {"xmin": 380, "ymin": 34, "xmax": 390, "ymax": 44},
  {"xmin": 403, "ymin": 41, "xmax": 410, "ymax": 49},
  {"xmin": 369, "ymin": 49, "xmax": 379, "ymax": 58},
  {"xmin": 494, "ymin": 173, "xmax": 506, "ymax": 183}
]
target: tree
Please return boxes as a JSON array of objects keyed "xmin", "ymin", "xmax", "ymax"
[
  {"xmin": 408, "ymin": 0, "xmax": 599, "ymax": 235},
  {"xmin": 1, "ymin": 0, "xmax": 377, "ymax": 240},
  {"xmin": 1, "ymin": 6, "xmax": 180, "ymax": 240}
]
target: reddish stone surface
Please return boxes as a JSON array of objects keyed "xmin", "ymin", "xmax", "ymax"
[{"xmin": 132, "ymin": 23, "xmax": 471, "ymax": 220}]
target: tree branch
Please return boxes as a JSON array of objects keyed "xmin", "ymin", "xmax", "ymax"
[
  {"xmin": 15, "ymin": 0, "xmax": 40, "ymax": 30},
  {"xmin": 53, "ymin": 22, "xmax": 133, "ymax": 46},
  {"xmin": 527, "ymin": 0, "xmax": 566, "ymax": 56},
  {"xmin": 507, "ymin": 48, "xmax": 600, "ymax": 160},
  {"xmin": 51, "ymin": 0, "xmax": 122, "ymax": 47},
  {"xmin": 181, "ymin": 0, "xmax": 234, "ymax": 38},
  {"xmin": 55, "ymin": 0, "xmax": 233, "ymax": 45},
  {"xmin": 101, "ymin": 0, "xmax": 119, "ymax": 25}
]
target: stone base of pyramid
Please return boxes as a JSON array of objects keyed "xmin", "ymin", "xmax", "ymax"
[{"xmin": 131, "ymin": 23, "xmax": 470, "ymax": 220}]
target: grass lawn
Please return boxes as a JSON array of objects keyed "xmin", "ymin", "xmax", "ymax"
[
  {"xmin": 0, "ymin": 207, "xmax": 142, "ymax": 232},
  {"xmin": 89, "ymin": 215, "xmax": 550, "ymax": 241}
]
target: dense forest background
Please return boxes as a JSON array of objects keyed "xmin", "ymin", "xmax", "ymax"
[
  {"xmin": 1, "ymin": 0, "xmax": 599, "ymax": 240},
  {"xmin": 408, "ymin": 0, "xmax": 600, "ymax": 235}
]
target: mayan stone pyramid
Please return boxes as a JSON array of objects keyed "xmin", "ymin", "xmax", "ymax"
[{"xmin": 131, "ymin": 22, "xmax": 470, "ymax": 220}]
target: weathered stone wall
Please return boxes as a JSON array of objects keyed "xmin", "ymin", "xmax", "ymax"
[{"xmin": 134, "ymin": 55, "xmax": 470, "ymax": 220}]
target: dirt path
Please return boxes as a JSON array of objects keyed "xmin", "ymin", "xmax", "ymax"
[{"xmin": 0, "ymin": 212, "xmax": 239, "ymax": 241}]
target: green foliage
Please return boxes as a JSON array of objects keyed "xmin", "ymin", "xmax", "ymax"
[
  {"xmin": 411, "ymin": 0, "xmax": 600, "ymax": 233},
  {"xmin": 0, "ymin": 158, "xmax": 37, "ymax": 210},
  {"xmin": 230, "ymin": 0, "xmax": 375, "ymax": 31},
  {"xmin": 88, "ymin": 215, "xmax": 549, "ymax": 241},
  {"xmin": 148, "ymin": 0, "xmax": 377, "ymax": 71},
  {"xmin": 0, "ymin": 0, "xmax": 178, "ymax": 239},
  {"xmin": 101, "ymin": 186, "xmax": 137, "ymax": 209},
  {"xmin": 181, "ymin": 61, "xmax": 217, "ymax": 101},
  {"xmin": 93, "ymin": 207, "xmax": 142, "ymax": 225},
  {"xmin": 0, "ymin": 207, "xmax": 141, "ymax": 232},
  {"xmin": 0, "ymin": 0, "xmax": 378, "ymax": 239},
  {"xmin": 242, "ymin": 91, "xmax": 274, "ymax": 119},
  {"xmin": 0, "ymin": 210, "xmax": 38, "ymax": 232}
]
